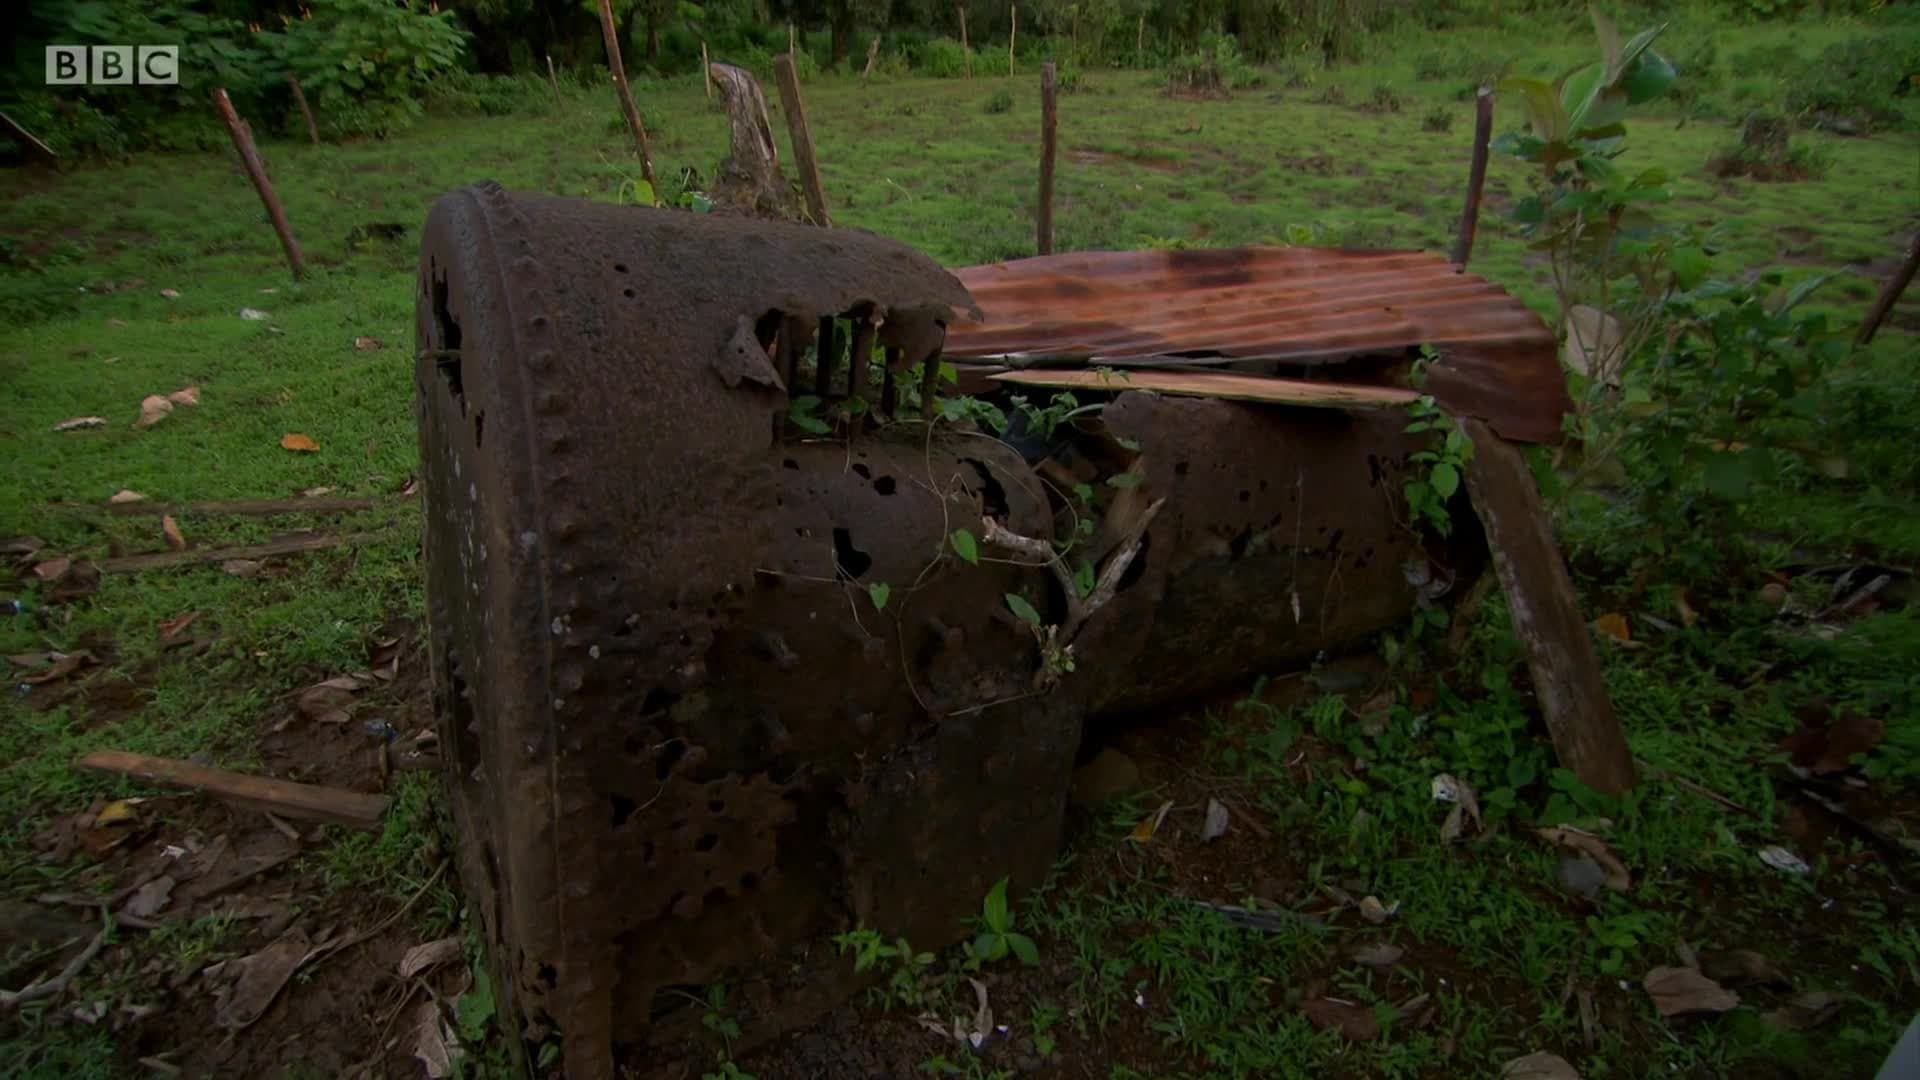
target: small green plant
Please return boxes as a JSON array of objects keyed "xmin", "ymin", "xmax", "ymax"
[
  {"xmin": 831, "ymin": 927, "xmax": 937, "ymax": 1010},
  {"xmin": 984, "ymin": 87, "xmax": 1014, "ymax": 114},
  {"xmin": 1402, "ymin": 393, "xmax": 1473, "ymax": 538},
  {"xmin": 969, "ymin": 877, "xmax": 1040, "ymax": 967},
  {"xmin": 1422, "ymin": 105, "xmax": 1454, "ymax": 133}
]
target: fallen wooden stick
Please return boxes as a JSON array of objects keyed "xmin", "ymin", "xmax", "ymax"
[
  {"xmin": 99, "ymin": 529, "xmax": 395, "ymax": 573},
  {"xmin": 0, "ymin": 907, "xmax": 111, "ymax": 1009},
  {"xmin": 102, "ymin": 495, "xmax": 398, "ymax": 517},
  {"xmin": 76, "ymin": 750, "xmax": 389, "ymax": 830}
]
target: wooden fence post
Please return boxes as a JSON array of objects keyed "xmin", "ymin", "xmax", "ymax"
[
  {"xmin": 960, "ymin": 4, "xmax": 972, "ymax": 78},
  {"xmin": 1038, "ymin": 62, "xmax": 1057, "ymax": 255},
  {"xmin": 773, "ymin": 55, "xmax": 832, "ymax": 227},
  {"xmin": 0, "ymin": 109, "xmax": 57, "ymax": 165},
  {"xmin": 702, "ymin": 42, "xmax": 713, "ymax": 99},
  {"xmin": 285, "ymin": 73, "xmax": 319, "ymax": 145},
  {"xmin": 1009, "ymin": 3, "xmax": 1018, "ymax": 76},
  {"xmin": 1451, "ymin": 87, "xmax": 1494, "ymax": 267},
  {"xmin": 1857, "ymin": 231, "xmax": 1920, "ymax": 347},
  {"xmin": 595, "ymin": 0, "xmax": 656, "ymax": 190},
  {"xmin": 212, "ymin": 89, "xmax": 305, "ymax": 280},
  {"xmin": 863, "ymin": 36, "xmax": 881, "ymax": 79},
  {"xmin": 546, "ymin": 54, "xmax": 565, "ymax": 107}
]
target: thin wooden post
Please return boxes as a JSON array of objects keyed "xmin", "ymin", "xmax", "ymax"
[
  {"xmin": 1136, "ymin": 14, "xmax": 1146, "ymax": 65},
  {"xmin": 1459, "ymin": 418, "xmax": 1636, "ymax": 796},
  {"xmin": 773, "ymin": 55, "xmax": 832, "ymax": 227},
  {"xmin": 702, "ymin": 42, "xmax": 713, "ymax": 98},
  {"xmin": 863, "ymin": 36, "xmax": 881, "ymax": 80},
  {"xmin": 1038, "ymin": 61, "xmax": 1057, "ymax": 256},
  {"xmin": 211, "ymin": 89, "xmax": 305, "ymax": 280},
  {"xmin": 0, "ymin": 109, "xmax": 57, "ymax": 165},
  {"xmin": 596, "ymin": 0, "xmax": 656, "ymax": 189},
  {"xmin": 1451, "ymin": 87, "xmax": 1494, "ymax": 267},
  {"xmin": 1009, "ymin": 3, "xmax": 1018, "ymax": 76},
  {"xmin": 546, "ymin": 54, "xmax": 565, "ymax": 106},
  {"xmin": 960, "ymin": 4, "xmax": 972, "ymax": 78},
  {"xmin": 285, "ymin": 73, "xmax": 319, "ymax": 145},
  {"xmin": 1857, "ymin": 231, "xmax": 1920, "ymax": 346},
  {"xmin": 789, "ymin": 22, "xmax": 797, "ymax": 56}
]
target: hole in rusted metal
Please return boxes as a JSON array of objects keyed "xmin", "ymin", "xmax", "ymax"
[
  {"xmin": 473, "ymin": 411, "xmax": 485, "ymax": 448},
  {"xmin": 708, "ymin": 799, "xmax": 726, "ymax": 813},
  {"xmin": 623, "ymin": 287, "xmax": 636, "ymax": 299},
  {"xmin": 1228, "ymin": 526, "xmax": 1253, "ymax": 559},
  {"xmin": 538, "ymin": 964, "xmax": 558, "ymax": 989},
  {"xmin": 782, "ymin": 459, "xmax": 799, "ymax": 470},
  {"xmin": 740, "ymin": 872, "xmax": 760, "ymax": 889},
  {"xmin": 962, "ymin": 458, "xmax": 1010, "ymax": 519},
  {"xmin": 1238, "ymin": 490, "xmax": 1250, "ymax": 503},
  {"xmin": 852, "ymin": 463, "xmax": 871, "ymax": 480},
  {"xmin": 1175, "ymin": 461, "xmax": 1190, "ymax": 476},
  {"xmin": 610, "ymin": 794, "xmax": 638, "ymax": 827},
  {"xmin": 874, "ymin": 475, "xmax": 897, "ymax": 495},
  {"xmin": 613, "ymin": 262, "xmax": 628, "ymax": 273},
  {"xmin": 653, "ymin": 739, "xmax": 686, "ymax": 781},
  {"xmin": 695, "ymin": 833, "xmax": 720, "ymax": 852},
  {"xmin": 643, "ymin": 688, "xmax": 679, "ymax": 716},
  {"xmin": 832, "ymin": 528, "xmax": 872, "ymax": 579},
  {"xmin": 1116, "ymin": 531, "xmax": 1152, "ymax": 592}
]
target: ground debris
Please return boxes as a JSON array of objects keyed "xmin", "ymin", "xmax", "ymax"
[
  {"xmin": 1299, "ymin": 996, "xmax": 1380, "ymax": 1041},
  {"xmin": 1501, "ymin": 1051, "xmax": 1582, "ymax": 1079},
  {"xmin": 1538, "ymin": 826, "xmax": 1631, "ymax": 893},
  {"xmin": 207, "ymin": 928, "xmax": 310, "ymax": 1030},
  {"xmin": 75, "ymin": 749, "xmax": 389, "ymax": 829},
  {"xmin": 1764, "ymin": 990, "xmax": 1844, "ymax": 1031},
  {"xmin": 1202, "ymin": 798, "xmax": 1231, "ymax": 841},
  {"xmin": 1349, "ymin": 941, "xmax": 1404, "ymax": 967},
  {"xmin": 1643, "ymin": 965, "xmax": 1740, "ymax": 1017},
  {"xmin": 398, "ymin": 936, "xmax": 464, "ymax": 979},
  {"xmin": 1699, "ymin": 948, "xmax": 1789, "ymax": 987}
]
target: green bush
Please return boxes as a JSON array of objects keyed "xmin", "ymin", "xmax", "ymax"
[
  {"xmin": 1167, "ymin": 33, "xmax": 1260, "ymax": 95},
  {"xmin": 983, "ymin": 86, "xmax": 1014, "ymax": 113},
  {"xmin": 279, "ymin": 0, "xmax": 469, "ymax": 138},
  {"xmin": 1784, "ymin": 31, "xmax": 1920, "ymax": 133},
  {"xmin": 1422, "ymin": 104, "xmax": 1453, "ymax": 132}
]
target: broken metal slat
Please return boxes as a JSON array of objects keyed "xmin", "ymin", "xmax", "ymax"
[{"xmin": 990, "ymin": 369, "xmax": 1420, "ymax": 410}]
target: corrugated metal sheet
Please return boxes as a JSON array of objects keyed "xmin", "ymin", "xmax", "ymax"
[{"xmin": 941, "ymin": 247, "xmax": 1571, "ymax": 443}]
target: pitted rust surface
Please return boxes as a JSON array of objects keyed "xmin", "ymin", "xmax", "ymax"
[{"xmin": 415, "ymin": 185, "xmax": 1491, "ymax": 1079}]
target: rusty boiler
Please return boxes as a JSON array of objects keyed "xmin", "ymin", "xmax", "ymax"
[{"xmin": 414, "ymin": 184, "xmax": 1563, "ymax": 1077}]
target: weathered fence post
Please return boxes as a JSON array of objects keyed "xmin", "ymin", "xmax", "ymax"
[
  {"xmin": 546, "ymin": 54, "xmax": 565, "ymax": 107},
  {"xmin": 863, "ymin": 36, "xmax": 881, "ymax": 80},
  {"xmin": 1009, "ymin": 3, "xmax": 1018, "ymax": 76},
  {"xmin": 285, "ymin": 73, "xmax": 320, "ymax": 145},
  {"xmin": 1857, "ymin": 230, "xmax": 1920, "ymax": 347},
  {"xmin": 0, "ymin": 110, "xmax": 57, "ymax": 165},
  {"xmin": 1451, "ymin": 87, "xmax": 1494, "ymax": 267},
  {"xmin": 702, "ymin": 42, "xmax": 713, "ymax": 98},
  {"xmin": 1038, "ymin": 62, "xmax": 1057, "ymax": 255},
  {"xmin": 960, "ymin": 4, "xmax": 972, "ymax": 77},
  {"xmin": 211, "ymin": 89, "xmax": 305, "ymax": 280},
  {"xmin": 773, "ymin": 55, "xmax": 832, "ymax": 227},
  {"xmin": 596, "ymin": 0, "xmax": 656, "ymax": 190}
]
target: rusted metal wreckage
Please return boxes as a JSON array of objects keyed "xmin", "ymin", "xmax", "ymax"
[{"xmin": 414, "ymin": 184, "xmax": 1626, "ymax": 1078}]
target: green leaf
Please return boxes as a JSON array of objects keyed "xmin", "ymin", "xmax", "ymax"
[
  {"xmin": 1106, "ymin": 472, "xmax": 1142, "ymax": 489},
  {"xmin": 1592, "ymin": 6, "xmax": 1622, "ymax": 76},
  {"xmin": 1114, "ymin": 436, "xmax": 1142, "ymax": 451},
  {"xmin": 983, "ymin": 876, "xmax": 1011, "ymax": 931},
  {"xmin": 1614, "ymin": 23, "xmax": 1668, "ymax": 81},
  {"xmin": 1430, "ymin": 462, "xmax": 1460, "ymax": 499},
  {"xmin": 1445, "ymin": 427, "xmax": 1469, "ymax": 455},
  {"xmin": 1074, "ymin": 560, "xmax": 1096, "ymax": 598},
  {"xmin": 1702, "ymin": 451, "xmax": 1752, "ymax": 500},
  {"xmin": 1670, "ymin": 245, "xmax": 1710, "ymax": 290},
  {"xmin": 1619, "ymin": 48, "xmax": 1676, "ymax": 104},
  {"xmin": 1780, "ymin": 270, "xmax": 1840, "ymax": 313},
  {"xmin": 949, "ymin": 529, "xmax": 979, "ymax": 564},
  {"xmin": 1007, "ymin": 932, "xmax": 1040, "ymax": 966},
  {"xmin": 1071, "ymin": 482, "xmax": 1095, "ymax": 504},
  {"xmin": 1557, "ymin": 62, "xmax": 1607, "ymax": 134},
  {"xmin": 868, "ymin": 582, "xmax": 891, "ymax": 611},
  {"xmin": 971, "ymin": 931, "xmax": 998, "ymax": 961},
  {"xmin": 1005, "ymin": 593, "xmax": 1042, "ymax": 627},
  {"xmin": 1499, "ymin": 76, "xmax": 1569, "ymax": 141}
]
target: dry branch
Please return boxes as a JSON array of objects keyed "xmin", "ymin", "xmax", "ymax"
[
  {"xmin": 98, "ymin": 530, "xmax": 395, "ymax": 573},
  {"xmin": 595, "ymin": 0, "xmax": 656, "ymax": 189},
  {"xmin": 773, "ymin": 55, "xmax": 832, "ymax": 226},
  {"xmin": 212, "ymin": 89, "xmax": 305, "ymax": 279},
  {"xmin": 1451, "ymin": 87, "xmax": 1494, "ymax": 266},
  {"xmin": 76, "ymin": 750, "xmax": 390, "ymax": 829},
  {"xmin": 285, "ymin": 73, "xmax": 319, "ymax": 145},
  {"xmin": 0, "ymin": 908, "xmax": 111, "ymax": 1010},
  {"xmin": 1038, "ymin": 62, "xmax": 1058, "ymax": 255}
]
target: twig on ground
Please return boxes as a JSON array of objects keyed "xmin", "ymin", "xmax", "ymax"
[
  {"xmin": 0, "ymin": 906, "xmax": 112, "ymax": 1009},
  {"xmin": 1635, "ymin": 759, "xmax": 1755, "ymax": 818},
  {"xmin": 297, "ymin": 860, "xmax": 448, "ymax": 977}
]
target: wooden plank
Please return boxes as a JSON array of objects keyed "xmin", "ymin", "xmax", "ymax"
[
  {"xmin": 76, "ymin": 750, "xmax": 389, "ymax": 830},
  {"xmin": 102, "ymin": 495, "xmax": 396, "ymax": 517},
  {"xmin": 989, "ymin": 368, "xmax": 1420, "ymax": 409},
  {"xmin": 1458, "ymin": 418, "xmax": 1635, "ymax": 795},
  {"xmin": 99, "ymin": 530, "xmax": 395, "ymax": 573}
]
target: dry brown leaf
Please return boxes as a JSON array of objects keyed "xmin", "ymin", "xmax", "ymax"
[
  {"xmin": 122, "ymin": 875, "xmax": 177, "ymax": 920},
  {"xmin": 1593, "ymin": 612, "xmax": 1632, "ymax": 644},
  {"xmin": 1675, "ymin": 591, "xmax": 1700, "ymax": 629},
  {"xmin": 1300, "ymin": 997, "xmax": 1380, "ymax": 1042},
  {"xmin": 33, "ymin": 556, "xmax": 72, "ymax": 581},
  {"xmin": 1699, "ymin": 949, "xmax": 1788, "ymax": 987},
  {"xmin": 135, "ymin": 394, "xmax": 174, "ymax": 429},
  {"xmin": 1643, "ymin": 965, "xmax": 1740, "ymax": 1017},
  {"xmin": 1128, "ymin": 800, "xmax": 1174, "ymax": 844},
  {"xmin": 108, "ymin": 489, "xmax": 148, "ymax": 504},
  {"xmin": 162, "ymin": 514, "xmax": 186, "ymax": 551},
  {"xmin": 1501, "ymin": 1052, "xmax": 1582, "ymax": 1079},
  {"xmin": 1350, "ymin": 942, "xmax": 1404, "ymax": 967},
  {"xmin": 53, "ymin": 416, "xmax": 108, "ymax": 432},
  {"xmin": 296, "ymin": 673, "xmax": 373, "ymax": 725},
  {"xmin": 21, "ymin": 651, "xmax": 97, "ymax": 686},
  {"xmin": 301, "ymin": 486, "xmax": 335, "ymax": 498},
  {"xmin": 1357, "ymin": 895, "xmax": 1396, "ymax": 924},
  {"xmin": 222, "ymin": 559, "xmax": 264, "ymax": 578},
  {"xmin": 211, "ymin": 929, "xmax": 310, "ymax": 1030},
  {"xmin": 167, "ymin": 386, "xmax": 201, "ymax": 407},
  {"xmin": 414, "ymin": 1000, "xmax": 457, "ymax": 1078},
  {"xmin": 1537, "ymin": 826, "xmax": 1631, "ymax": 892},
  {"xmin": 159, "ymin": 611, "xmax": 201, "ymax": 640},
  {"xmin": 398, "ymin": 476, "xmax": 419, "ymax": 498},
  {"xmin": 353, "ymin": 336, "xmax": 384, "ymax": 351},
  {"xmin": 280, "ymin": 433, "xmax": 320, "ymax": 453},
  {"xmin": 1202, "ymin": 798, "xmax": 1231, "ymax": 842},
  {"xmin": 397, "ymin": 936, "xmax": 464, "ymax": 979},
  {"xmin": 9, "ymin": 652, "xmax": 56, "ymax": 670}
]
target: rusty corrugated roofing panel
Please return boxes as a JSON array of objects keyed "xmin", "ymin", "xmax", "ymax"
[{"xmin": 942, "ymin": 247, "xmax": 1571, "ymax": 443}]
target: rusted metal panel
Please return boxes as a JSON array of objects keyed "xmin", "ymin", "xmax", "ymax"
[
  {"xmin": 414, "ymin": 188, "xmax": 1487, "ymax": 1078},
  {"xmin": 943, "ymin": 247, "xmax": 1570, "ymax": 443}
]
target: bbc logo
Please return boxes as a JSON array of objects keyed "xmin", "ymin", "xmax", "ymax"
[{"xmin": 46, "ymin": 46, "xmax": 180, "ymax": 86}]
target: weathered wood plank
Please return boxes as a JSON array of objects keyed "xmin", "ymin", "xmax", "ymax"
[
  {"xmin": 76, "ymin": 750, "xmax": 389, "ymax": 830},
  {"xmin": 99, "ymin": 530, "xmax": 395, "ymax": 573},
  {"xmin": 990, "ymin": 368, "xmax": 1420, "ymax": 409},
  {"xmin": 1458, "ymin": 418, "xmax": 1635, "ymax": 795}
]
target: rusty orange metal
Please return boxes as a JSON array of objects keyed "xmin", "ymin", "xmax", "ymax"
[{"xmin": 943, "ymin": 247, "xmax": 1571, "ymax": 444}]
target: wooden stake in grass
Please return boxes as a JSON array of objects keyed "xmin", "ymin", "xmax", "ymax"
[
  {"xmin": 595, "ymin": 0, "xmax": 656, "ymax": 191},
  {"xmin": 1136, "ymin": 13, "xmax": 1146, "ymax": 65},
  {"xmin": 1857, "ymin": 230, "xmax": 1920, "ymax": 347},
  {"xmin": 546, "ymin": 54, "xmax": 564, "ymax": 107},
  {"xmin": 959, "ymin": 4, "xmax": 972, "ymax": 77},
  {"xmin": 0, "ymin": 109, "xmax": 57, "ymax": 165},
  {"xmin": 1009, "ymin": 2, "xmax": 1018, "ymax": 76},
  {"xmin": 1037, "ymin": 61, "xmax": 1058, "ymax": 255},
  {"xmin": 1451, "ymin": 87, "xmax": 1495, "ymax": 267},
  {"xmin": 863, "ymin": 36, "xmax": 881, "ymax": 80},
  {"xmin": 212, "ymin": 89, "xmax": 305, "ymax": 280},
  {"xmin": 773, "ymin": 55, "xmax": 832, "ymax": 227},
  {"xmin": 701, "ymin": 42, "xmax": 713, "ymax": 98},
  {"xmin": 285, "ymin": 72, "xmax": 319, "ymax": 145}
]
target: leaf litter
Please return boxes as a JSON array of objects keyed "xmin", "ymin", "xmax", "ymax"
[
  {"xmin": 1537, "ymin": 826, "xmax": 1631, "ymax": 892},
  {"xmin": 1642, "ymin": 965, "xmax": 1740, "ymax": 1017}
]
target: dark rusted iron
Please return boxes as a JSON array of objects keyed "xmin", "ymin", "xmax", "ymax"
[
  {"xmin": 416, "ymin": 187, "xmax": 1494, "ymax": 1078},
  {"xmin": 944, "ymin": 247, "xmax": 1570, "ymax": 443}
]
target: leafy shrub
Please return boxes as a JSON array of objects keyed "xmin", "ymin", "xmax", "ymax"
[
  {"xmin": 911, "ymin": 37, "xmax": 975, "ymax": 78},
  {"xmin": 1707, "ymin": 113, "xmax": 1831, "ymax": 180},
  {"xmin": 1783, "ymin": 31, "xmax": 1920, "ymax": 133},
  {"xmin": 426, "ymin": 71, "xmax": 553, "ymax": 117},
  {"xmin": 983, "ymin": 87, "xmax": 1014, "ymax": 113},
  {"xmin": 1422, "ymin": 105, "xmax": 1454, "ymax": 132},
  {"xmin": 279, "ymin": 0, "xmax": 469, "ymax": 138},
  {"xmin": 1167, "ymin": 33, "xmax": 1260, "ymax": 95},
  {"xmin": 1362, "ymin": 84, "xmax": 1403, "ymax": 113}
]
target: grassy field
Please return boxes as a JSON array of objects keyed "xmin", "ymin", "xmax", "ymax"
[{"xmin": 3, "ymin": 6, "xmax": 1919, "ymax": 1078}]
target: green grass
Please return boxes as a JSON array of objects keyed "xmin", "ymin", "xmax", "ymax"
[{"xmin": 3, "ymin": 6, "xmax": 1919, "ymax": 1076}]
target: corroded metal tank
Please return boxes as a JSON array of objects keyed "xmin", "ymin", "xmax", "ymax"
[{"xmin": 414, "ymin": 184, "xmax": 1551, "ymax": 1077}]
